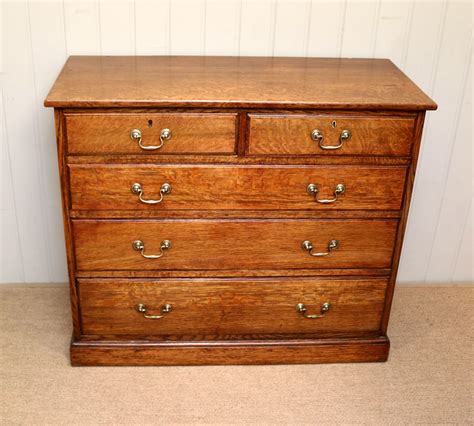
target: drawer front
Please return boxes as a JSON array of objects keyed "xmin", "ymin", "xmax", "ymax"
[
  {"xmin": 69, "ymin": 165, "xmax": 406, "ymax": 211},
  {"xmin": 248, "ymin": 114, "xmax": 416, "ymax": 156},
  {"xmin": 79, "ymin": 278, "xmax": 388, "ymax": 336},
  {"xmin": 65, "ymin": 113, "xmax": 237, "ymax": 154},
  {"xmin": 73, "ymin": 219, "xmax": 397, "ymax": 271}
]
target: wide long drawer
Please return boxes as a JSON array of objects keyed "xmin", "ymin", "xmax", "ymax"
[
  {"xmin": 72, "ymin": 219, "xmax": 397, "ymax": 271},
  {"xmin": 69, "ymin": 165, "xmax": 407, "ymax": 211},
  {"xmin": 78, "ymin": 277, "xmax": 388, "ymax": 336},
  {"xmin": 65, "ymin": 113, "xmax": 237, "ymax": 154},
  {"xmin": 248, "ymin": 114, "xmax": 416, "ymax": 156}
]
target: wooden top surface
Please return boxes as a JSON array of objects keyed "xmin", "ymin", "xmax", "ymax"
[{"xmin": 44, "ymin": 56, "xmax": 436, "ymax": 110}]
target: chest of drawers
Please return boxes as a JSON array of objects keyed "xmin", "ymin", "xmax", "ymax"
[{"xmin": 45, "ymin": 56, "xmax": 436, "ymax": 366}]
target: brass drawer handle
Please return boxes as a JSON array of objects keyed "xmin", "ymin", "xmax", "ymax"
[
  {"xmin": 130, "ymin": 128, "xmax": 172, "ymax": 150},
  {"xmin": 136, "ymin": 303, "xmax": 172, "ymax": 319},
  {"xmin": 307, "ymin": 183, "xmax": 345, "ymax": 204},
  {"xmin": 131, "ymin": 182, "xmax": 171, "ymax": 204},
  {"xmin": 311, "ymin": 129, "xmax": 351, "ymax": 150},
  {"xmin": 132, "ymin": 239, "xmax": 172, "ymax": 259},
  {"xmin": 296, "ymin": 302, "xmax": 331, "ymax": 319},
  {"xmin": 301, "ymin": 239, "xmax": 338, "ymax": 257}
]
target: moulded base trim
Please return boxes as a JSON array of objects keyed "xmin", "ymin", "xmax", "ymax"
[{"xmin": 70, "ymin": 336, "xmax": 390, "ymax": 366}]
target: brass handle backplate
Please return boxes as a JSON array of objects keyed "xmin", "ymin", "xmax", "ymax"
[
  {"xmin": 301, "ymin": 239, "xmax": 339, "ymax": 257},
  {"xmin": 130, "ymin": 128, "xmax": 172, "ymax": 150},
  {"xmin": 131, "ymin": 182, "xmax": 171, "ymax": 204},
  {"xmin": 296, "ymin": 302, "xmax": 331, "ymax": 319},
  {"xmin": 136, "ymin": 303, "xmax": 172, "ymax": 319},
  {"xmin": 307, "ymin": 183, "xmax": 345, "ymax": 204},
  {"xmin": 132, "ymin": 239, "xmax": 172, "ymax": 259},
  {"xmin": 311, "ymin": 128, "xmax": 351, "ymax": 150}
]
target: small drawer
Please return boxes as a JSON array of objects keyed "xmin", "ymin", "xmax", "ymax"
[
  {"xmin": 69, "ymin": 164, "xmax": 406, "ymax": 211},
  {"xmin": 248, "ymin": 114, "xmax": 416, "ymax": 156},
  {"xmin": 65, "ymin": 113, "xmax": 237, "ymax": 155},
  {"xmin": 72, "ymin": 219, "xmax": 398, "ymax": 271},
  {"xmin": 78, "ymin": 277, "xmax": 388, "ymax": 336}
]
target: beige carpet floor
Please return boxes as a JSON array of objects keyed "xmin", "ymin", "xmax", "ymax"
[{"xmin": 0, "ymin": 285, "xmax": 472, "ymax": 425}]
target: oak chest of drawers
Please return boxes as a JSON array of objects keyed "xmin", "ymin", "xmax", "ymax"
[{"xmin": 45, "ymin": 56, "xmax": 436, "ymax": 366}]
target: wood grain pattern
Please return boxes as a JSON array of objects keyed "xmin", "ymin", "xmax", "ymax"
[
  {"xmin": 72, "ymin": 219, "xmax": 398, "ymax": 271},
  {"xmin": 69, "ymin": 209, "xmax": 402, "ymax": 220},
  {"xmin": 69, "ymin": 164, "xmax": 407, "ymax": 211},
  {"xmin": 248, "ymin": 114, "xmax": 416, "ymax": 156},
  {"xmin": 44, "ymin": 56, "xmax": 437, "ymax": 110},
  {"xmin": 78, "ymin": 277, "xmax": 388, "ymax": 336},
  {"xmin": 66, "ymin": 153, "xmax": 411, "ymax": 166},
  {"xmin": 65, "ymin": 113, "xmax": 237, "ymax": 154},
  {"xmin": 70, "ymin": 337, "xmax": 390, "ymax": 366},
  {"xmin": 54, "ymin": 110, "xmax": 82, "ymax": 338},
  {"xmin": 381, "ymin": 111, "xmax": 426, "ymax": 332},
  {"xmin": 75, "ymin": 268, "xmax": 392, "ymax": 279},
  {"xmin": 43, "ymin": 56, "xmax": 435, "ymax": 366},
  {"xmin": 79, "ymin": 331, "xmax": 382, "ymax": 342}
]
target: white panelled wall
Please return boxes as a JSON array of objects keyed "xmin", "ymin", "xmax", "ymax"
[{"xmin": 0, "ymin": 0, "xmax": 472, "ymax": 284}]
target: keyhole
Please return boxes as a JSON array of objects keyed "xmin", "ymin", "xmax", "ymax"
[
  {"xmin": 331, "ymin": 121, "xmax": 337, "ymax": 128},
  {"xmin": 148, "ymin": 119, "xmax": 153, "ymax": 127}
]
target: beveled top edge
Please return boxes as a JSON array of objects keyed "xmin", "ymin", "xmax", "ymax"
[{"xmin": 44, "ymin": 56, "xmax": 437, "ymax": 111}]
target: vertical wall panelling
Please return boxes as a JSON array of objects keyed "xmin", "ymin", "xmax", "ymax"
[
  {"xmin": 426, "ymin": 55, "xmax": 472, "ymax": 282},
  {"xmin": 398, "ymin": 1, "xmax": 471, "ymax": 282},
  {"xmin": 63, "ymin": 0, "xmax": 101, "ymax": 55},
  {"xmin": 205, "ymin": 0, "xmax": 241, "ymax": 55},
  {"xmin": 402, "ymin": 1, "xmax": 446, "ymax": 92},
  {"xmin": 170, "ymin": 0, "xmax": 206, "ymax": 55},
  {"xmin": 0, "ymin": 210, "xmax": 24, "ymax": 283},
  {"xmin": 373, "ymin": 0, "xmax": 411, "ymax": 67},
  {"xmin": 98, "ymin": 0, "xmax": 135, "ymax": 54},
  {"xmin": 28, "ymin": 1, "xmax": 68, "ymax": 283},
  {"xmin": 272, "ymin": 0, "xmax": 311, "ymax": 56},
  {"xmin": 307, "ymin": 0, "xmax": 345, "ymax": 57},
  {"xmin": 135, "ymin": 0, "xmax": 170, "ymax": 55},
  {"xmin": 396, "ymin": 0, "xmax": 446, "ymax": 282},
  {"xmin": 340, "ymin": 0, "xmax": 379, "ymax": 57},
  {"xmin": 0, "ymin": 2, "xmax": 3, "ymax": 73},
  {"xmin": 0, "ymin": 93, "xmax": 15, "ymax": 214},
  {"xmin": 239, "ymin": 0, "xmax": 275, "ymax": 56},
  {"xmin": 0, "ymin": 91, "xmax": 24, "ymax": 283},
  {"xmin": 398, "ymin": 0, "xmax": 414, "ymax": 71},
  {"xmin": 452, "ymin": 203, "xmax": 473, "ymax": 282},
  {"xmin": 2, "ymin": 2, "xmax": 51, "ymax": 282},
  {"xmin": 1, "ymin": 0, "xmax": 472, "ymax": 284}
]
